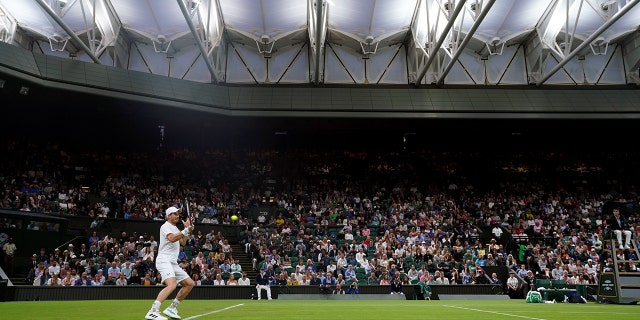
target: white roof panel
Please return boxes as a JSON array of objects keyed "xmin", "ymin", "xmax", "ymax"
[
  {"xmin": 1, "ymin": 0, "xmax": 639, "ymax": 85},
  {"xmin": 220, "ymin": 0, "xmax": 306, "ymax": 39},
  {"xmin": 111, "ymin": 0, "xmax": 189, "ymax": 39},
  {"xmin": 0, "ymin": 0, "xmax": 56, "ymax": 36}
]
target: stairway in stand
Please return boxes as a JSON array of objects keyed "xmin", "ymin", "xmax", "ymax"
[
  {"xmin": 231, "ymin": 243, "xmax": 256, "ymax": 283},
  {"xmin": 597, "ymin": 233, "xmax": 640, "ymax": 304}
]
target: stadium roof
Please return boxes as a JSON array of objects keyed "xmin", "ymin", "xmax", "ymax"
[{"xmin": 1, "ymin": 0, "xmax": 639, "ymax": 86}]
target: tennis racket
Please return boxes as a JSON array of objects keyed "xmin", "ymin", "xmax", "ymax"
[{"xmin": 184, "ymin": 197, "xmax": 194, "ymax": 223}]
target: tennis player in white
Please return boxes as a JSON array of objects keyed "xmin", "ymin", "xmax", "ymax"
[{"xmin": 145, "ymin": 206, "xmax": 195, "ymax": 320}]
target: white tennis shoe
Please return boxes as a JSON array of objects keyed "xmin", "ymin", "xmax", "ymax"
[
  {"xmin": 163, "ymin": 307, "xmax": 181, "ymax": 319},
  {"xmin": 145, "ymin": 310, "xmax": 167, "ymax": 320}
]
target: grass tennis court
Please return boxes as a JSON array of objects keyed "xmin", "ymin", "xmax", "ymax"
[{"xmin": 1, "ymin": 299, "xmax": 638, "ymax": 320}]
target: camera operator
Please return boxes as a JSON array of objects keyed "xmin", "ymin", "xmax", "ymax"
[{"xmin": 346, "ymin": 282, "xmax": 359, "ymax": 294}]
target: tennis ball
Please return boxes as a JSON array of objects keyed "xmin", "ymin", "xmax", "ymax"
[{"xmin": 231, "ymin": 215, "xmax": 238, "ymax": 221}]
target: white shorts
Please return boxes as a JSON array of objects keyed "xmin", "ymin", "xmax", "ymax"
[{"xmin": 156, "ymin": 259, "xmax": 190, "ymax": 284}]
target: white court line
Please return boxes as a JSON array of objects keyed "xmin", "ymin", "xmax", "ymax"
[
  {"xmin": 443, "ymin": 305, "xmax": 547, "ymax": 320},
  {"xmin": 183, "ymin": 303, "xmax": 244, "ymax": 320},
  {"xmin": 561, "ymin": 312, "xmax": 638, "ymax": 315}
]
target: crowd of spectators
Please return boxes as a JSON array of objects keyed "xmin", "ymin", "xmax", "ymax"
[
  {"xmin": 23, "ymin": 229, "xmax": 246, "ymax": 287},
  {"xmin": 1, "ymin": 138, "xmax": 639, "ymax": 294}
]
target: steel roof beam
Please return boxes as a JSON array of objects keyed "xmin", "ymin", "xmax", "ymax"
[
  {"xmin": 537, "ymin": 0, "xmax": 640, "ymax": 86},
  {"xmin": 313, "ymin": 0, "xmax": 326, "ymax": 85},
  {"xmin": 414, "ymin": 0, "xmax": 467, "ymax": 86},
  {"xmin": 177, "ymin": 0, "xmax": 218, "ymax": 83},
  {"xmin": 436, "ymin": 0, "xmax": 496, "ymax": 85},
  {"xmin": 34, "ymin": 0, "xmax": 102, "ymax": 64}
]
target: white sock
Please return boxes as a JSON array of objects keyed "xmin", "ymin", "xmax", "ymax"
[
  {"xmin": 152, "ymin": 300, "xmax": 161, "ymax": 312},
  {"xmin": 170, "ymin": 299, "xmax": 181, "ymax": 309}
]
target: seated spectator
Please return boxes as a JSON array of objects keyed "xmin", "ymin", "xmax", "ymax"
[
  {"xmin": 435, "ymin": 271, "xmax": 449, "ymax": 285},
  {"xmin": 490, "ymin": 272, "xmax": 503, "ymax": 292},
  {"xmin": 326, "ymin": 260, "xmax": 337, "ymax": 274},
  {"xmin": 115, "ymin": 273, "xmax": 128, "ymax": 286},
  {"xmin": 299, "ymin": 275, "xmax": 311, "ymax": 285},
  {"xmin": 407, "ymin": 264, "xmax": 419, "ymax": 282},
  {"xmin": 344, "ymin": 264, "xmax": 357, "ymax": 281},
  {"xmin": 75, "ymin": 272, "xmax": 92, "ymax": 286},
  {"xmin": 230, "ymin": 259, "xmax": 242, "ymax": 273},
  {"xmin": 92, "ymin": 273, "xmax": 105, "ymax": 286},
  {"xmin": 129, "ymin": 269, "xmax": 141, "ymax": 285},
  {"xmin": 592, "ymin": 234, "xmax": 603, "ymax": 252},
  {"xmin": 524, "ymin": 270, "xmax": 536, "ymax": 290},
  {"xmin": 238, "ymin": 272, "xmax": 251, "ymax": 285},
  {"xmin": 517, "ymin": 264, "xmax": 529, "ymax": 278},
  {"xmin": 47, "ymin": 273, "xmax": 62, "ymax": 286},
  {"xmin": 227, "ymin": 273, "xmax": 238, "ymax": 286},
  {"xmin": 213, "ymin": 273, "xmax": 225, "ymax": 286},
  {"xmin": 60, "ymin": 272, "xmax": 75, "ymax": 286},
  {"xmin": 282, "ymin": 255, "xmax": 292, "ymax": 268},
  {"xmin": 107, "ymin": 261, "xmax": 120, "ymax": 278},
  {"xmin": 551, "ymin": 262, "xmax": 564, "ymax": 280},
  {"xmin": 295, "ymin": 259, "xmax": 306, "ymax": 273},
  {"xmin": 104, "ymin": 274, "xmax": 116, "ymax": 285},
  {"xmin": 448, "ymin": 264, "xmax": 461, "ymax": 281},
  {"xmin": 287, "ymin": 274, "xmax": 299, "ymax": 286},
  {"xmin": 201, "ymin": 271, "xmax": 214, "ymax": 285},
  {"xmin": 309, "ymin": 273, "xmax": 321, "ymax": 286},
  {"xmin": 460, "ymin": 270, "xmax": 472, "ymax": 284},
  {"xmin": 140, "ymin": 272, "xmax": 154, "ymax": 286},
  {"xmin": 367, "ymin": 272, "xmax": 379, "ymax": 285},
  {"xmin": 344, "ymin": 229, "xmax": 354, "ymax": 241},
  {"xmin": 474, "ymin": 270, "xmax": 488, "ymax": 284},
  {"xmin": 379, "ymin": 273, "xmax": 391, "ymax": 285}
]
